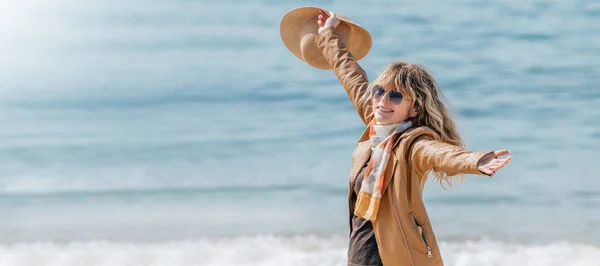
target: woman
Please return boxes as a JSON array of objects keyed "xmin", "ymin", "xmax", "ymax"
[{"xmin": 315, "ymin": 11, "xmax": 512, "ymax": 266}]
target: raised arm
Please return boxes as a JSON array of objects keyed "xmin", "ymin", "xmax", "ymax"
[
  {"xmin": 315, "ymin": 24, "xmax": 372, "ymax": 125},
  {"xmin": 410, "ymin": 136, "xmax": 511, "ymax": 177}
]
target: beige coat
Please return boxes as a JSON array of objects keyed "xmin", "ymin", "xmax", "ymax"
[{"xmin": 316, "ymin": 28, "xmax": 492, "ymax": 266}]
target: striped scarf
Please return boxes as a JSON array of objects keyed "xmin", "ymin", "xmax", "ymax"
[{"xmin": 354, "ymin": 119, "xmax": 412, "ymax": 221}]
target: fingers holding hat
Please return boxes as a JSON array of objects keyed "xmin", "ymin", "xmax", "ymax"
[
  {"xmin": 317, "ymin": 9, "xmax": 340, "ymax": 33},
  {"xmin": 317, "ymin": 15, "xmax": 325, "ymax": 27},
  {"xmin": 317, "ymin": 9, "xmax": 329, "ymax": 28}
]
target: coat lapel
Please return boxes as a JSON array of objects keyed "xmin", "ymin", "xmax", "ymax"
[
  {"xmin": 350, "ymin": 141, "xmax": 371, "ymax": 184},
  {"xmin": 381, "ymin": 132, "xmax": 411, "ymax": 194},
  {"xmin": 381, "ymin": 151, "xmax": 398, "ymax": 195}
]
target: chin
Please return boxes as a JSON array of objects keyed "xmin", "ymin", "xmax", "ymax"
[{"xmin": 374, "ymin": 115, "xmax": 393, "ymax": 124}]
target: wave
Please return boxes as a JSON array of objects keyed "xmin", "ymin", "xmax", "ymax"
[{"xmin": 1, "ymin": 235, "xmax": 599, "ymax": 266}]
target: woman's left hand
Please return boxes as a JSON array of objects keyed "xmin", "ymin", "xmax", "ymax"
[{"xmin": 477, "ymin": 149, "xmax": 512, "ymax": 176}]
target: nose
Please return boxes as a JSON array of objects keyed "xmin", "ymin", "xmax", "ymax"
[{"xmin": 379, "ymin": 92, "xmax": 392, "ymax": 104}]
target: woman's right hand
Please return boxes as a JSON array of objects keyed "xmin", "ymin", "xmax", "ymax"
[{"xmin": 317, "ymin": 10, "xmax": 340, "ymax": 33}]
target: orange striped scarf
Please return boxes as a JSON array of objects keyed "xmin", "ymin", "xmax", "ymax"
[{"xmin": 354, "ymin": 119, "xmax": 412, "ymax": 221}]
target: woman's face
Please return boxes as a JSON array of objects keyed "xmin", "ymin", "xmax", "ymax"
[{"xmin": 371, "ymin": 85, "xmax": 416, "ymax": 125}]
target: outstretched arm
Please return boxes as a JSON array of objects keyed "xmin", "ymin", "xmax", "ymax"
[
  {"xmin": 410, "ymin": 137, "xmax": 512, "ymax": 177},
  {"xmin": 315, "ymin": 11, "xmax": 372, "ymax": 125}
]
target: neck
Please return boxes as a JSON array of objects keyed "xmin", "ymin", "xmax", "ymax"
[{"xmin": 369, "ymin": 120, "xmax": 412, "ymax": 149}]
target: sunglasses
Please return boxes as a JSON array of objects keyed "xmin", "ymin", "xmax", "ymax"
[{"xmin": 372, "ymin": 85, "xmax": 405, "ymax": 105}]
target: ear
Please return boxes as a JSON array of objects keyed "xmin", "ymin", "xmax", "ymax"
[{"xmin": 410, "ymin": 104, "xmax": 421, "ymax": 118}]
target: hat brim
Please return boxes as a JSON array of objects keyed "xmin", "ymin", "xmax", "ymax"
[{"xmin": 280, "ymin": 6, "xmax": 372, "ymax": 70}]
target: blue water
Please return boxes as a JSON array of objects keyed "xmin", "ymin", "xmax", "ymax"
[{"xmin": 1, "ymin": 0, "xmax": 600, "ymax": 265}]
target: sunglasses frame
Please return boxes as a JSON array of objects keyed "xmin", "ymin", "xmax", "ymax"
[{"xmin": 371, "ymin": 85, "xmax": 405, "ymax": 105}]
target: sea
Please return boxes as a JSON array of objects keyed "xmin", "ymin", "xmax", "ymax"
[{"xmin": 0, "ymin": 0, "xmax": 599, "ymax": 265}]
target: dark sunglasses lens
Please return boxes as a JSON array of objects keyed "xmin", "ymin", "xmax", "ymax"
[
  {"xmin": 372, "ymin": 86, "xmax": 385, "ymax": 98},
  {"xmin": 388, "ymin": 91, "xmax": 404, "ymax": 105}
]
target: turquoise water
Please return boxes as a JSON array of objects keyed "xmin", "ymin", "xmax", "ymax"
[{"xmin": 1, "ymin": 0, "xmax": 600, "ymax": 265}]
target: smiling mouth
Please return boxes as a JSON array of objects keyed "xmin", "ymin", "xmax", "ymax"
[{"xmin": 377, "ymin": 106, "xmax": 393, "ymax": 113}]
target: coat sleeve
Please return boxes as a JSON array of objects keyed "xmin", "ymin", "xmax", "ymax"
[
  {"xmin": 409, "ymin": 136, "xmax": 494, "ymax": 176},
  {"xmin": 315, "ymin": 27, "xmax": 372, "ymax": 125}
]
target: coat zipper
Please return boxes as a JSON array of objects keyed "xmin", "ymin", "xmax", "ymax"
[
  {"xmin": 423, "ymin": 233, "xmax": 433, "ymax": 257},
  {"xmin": 422, "ymin": 230, "xmax": 432, "ymax": 257},
  {"xmin": 389, "ymin": 184, "xmax": 417, "ymax": 266},
  {"xmin": 411, "ymin": 213, "xmax": 432, "ymax": 258}
]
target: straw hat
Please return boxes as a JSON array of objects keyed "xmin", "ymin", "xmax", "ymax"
[{"xmin": 280, "ymin": 6, "xmax": 372, "ymax": 70}]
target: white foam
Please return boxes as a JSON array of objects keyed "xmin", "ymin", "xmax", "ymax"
[
  {"xmin": 1, "ymin": 235, "xmax": 599, "ymax": 266},
  {"xmin": 440, "ymin": 240, "xmax": 600, "ymax": 266}
]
